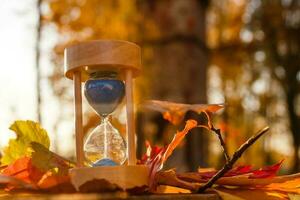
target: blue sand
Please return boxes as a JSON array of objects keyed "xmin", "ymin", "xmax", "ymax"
[
  {"xmin": 92, "ymin": 158, "xmax": 118, "ymax": 167},
  {"xmin": 84, "ymin": 79, "xmax": 125, "ymax": 115}
]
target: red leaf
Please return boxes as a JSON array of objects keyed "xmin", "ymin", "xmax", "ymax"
[
  {"xmin": 225, "ymin": 165, "xmax": 253, "ymax": 177},
  {"xmin": 191, "ymin": 161, "xmax": 282, "ymax": 182},
  {"xmin": 249, "ymin": 160, "xmax": 283, "ymax": 179},
  {"xmin": 2, "ymin": 157, "xmax": 44, "ymax": 185},
  {"xmin": 139, "ymin": 141, "xmax": 165, "ymax": 165}
]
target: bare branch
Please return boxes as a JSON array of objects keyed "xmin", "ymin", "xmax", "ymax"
[
  {"xmin": 197, "ymin": 126, "xmax": 269, "ymax": 193},
  {"xmin": 211, "ymin": 126, "xmax": 230, "ymax": 162},
  {"xmin": 201, "ymin": 111, "xmax": 230, "ymax": 162}
]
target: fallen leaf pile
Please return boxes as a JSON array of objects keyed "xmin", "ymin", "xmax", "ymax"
[
  {"xmin": 0, "ymin": 102, "xmax": 300, "ymax": 199},
  {"xmin": 0, "ymin": 120, "xmax": 74, "ymax": 192}
]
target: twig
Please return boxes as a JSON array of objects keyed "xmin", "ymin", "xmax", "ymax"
[
  {"xmin": 201, "ymin": 111, "xmax": 230, "ymax": 162},
  {"xmin": 197, "ymin": 126, "xmax": 269, "ymax": 193},
  {"xmin": 211, "ymin": 126, "xmax": 230, "ymax": 162}
]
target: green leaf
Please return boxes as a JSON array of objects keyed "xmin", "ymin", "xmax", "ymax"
[
  {"xmin": 1, "ymin": 120, "xmax": 50, "ymax": 165},
  {"xmin": 28, "ymin": 142, "xmax": 74, "ymax": 175}
]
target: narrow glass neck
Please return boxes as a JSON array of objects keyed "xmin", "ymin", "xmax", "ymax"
[{"xmin": 101, "ymin": 116, "xmax": 110, "ymax": 123}]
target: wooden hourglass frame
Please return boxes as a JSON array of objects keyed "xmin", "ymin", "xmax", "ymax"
[{"xmin": 64, "ymin": 40, "xmax": 148, "ymax": 190}]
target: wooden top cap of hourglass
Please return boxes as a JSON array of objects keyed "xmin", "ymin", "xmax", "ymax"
[{"xmin": 64, "ymin": 40, "xmax": 141, "ymax": 81}]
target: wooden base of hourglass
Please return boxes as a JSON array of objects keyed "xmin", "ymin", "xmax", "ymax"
[{"xmin": 69, "ymin": 165, "xmax": 149, "ymax": 191}]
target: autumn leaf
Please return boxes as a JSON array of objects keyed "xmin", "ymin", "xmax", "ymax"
[
  {"xmin": 0, "ymin": 120, "xmax": 73, "ymax": 192},
  {"xmin": 214, "ymin": 187, "xmax": 287, "ymax": 200},
  {"xmin": 0, "ymin": 174, "xmax": 34, "ymax": 190},
  {"xmin": 263, "ymin": 178, "xmax": 300, "ymax": 194},
  {"xmin": 161, "ymin": 120, "xmax": 198, "ymax": 164},
  {"xmin": 156, "ymin": 169, "xmax": 200, "ymax": 191},
  {"xmin": 176, "ymin": 161, "xmax": 283, "ymax": 184},
  {"xmin": 37, "ymin": 170, "xmax": 73, "ymax": 191},
  {"xmin": 141, "ymin": 100, "xmax": 223, "ymax": 125},
  {"xmin": 144, "ymin": 120, "xmax": 198, "ymax": 189},
  {"xmin": 28, "ymin": 142, "xmax": 74, "ymax": 174},
  {"xmin": 1, "ymin": 120, "xmax": 50, "ymax": 165},
  {"xmin": 249, "ymin": 160, "xmax": 284, "ymax": 179},
  {"xmin": 2, "ymin": 156, "xmax": 44, "ymax": 185},
  {"xmin": 138, "ymin": 140, "xmax": 165, "ymax": 165}
]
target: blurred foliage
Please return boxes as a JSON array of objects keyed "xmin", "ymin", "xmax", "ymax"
[
  {"xmin": 207, "ymin": 0, "xmax": 300, "ymax": 172},
  {"xmin": 42, "ymin": 0, "xmax": 300, "ymax": 172}
]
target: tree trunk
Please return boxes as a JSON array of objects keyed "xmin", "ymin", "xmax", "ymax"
[
  {"xmin": 36, "ymin": 0, "xmax": 42, "ymax": 123},
  {"xmin": 286, "ymin": 78, "xmax": 300, "ymax": 172},
  {"xmin": 138, "ymin": 0, "xmax": 209, "ymax": 171}
]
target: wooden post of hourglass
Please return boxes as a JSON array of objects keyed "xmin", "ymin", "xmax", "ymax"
[
  {"xmin": 125, "ymin": 69, "xmax": 136, "ymax": 165},
  {"xmin": 73, "ymin": 71, "xmax": 84, "ymax": 167}
]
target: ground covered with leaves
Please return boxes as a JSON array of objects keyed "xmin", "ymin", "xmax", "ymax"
[{"xmin": 0, "ymin": 101, "xmax": 300, "ymax": 200}]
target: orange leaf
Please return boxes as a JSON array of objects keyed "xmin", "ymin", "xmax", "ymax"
[
  {"xmin": 37, "ymin": 171, "xmax": 71, "ymax": 189},
  {"xmin": 162, "ymin": 120, "xmax": 198, "ymax": 164},
  {"xmin": 264, "ymin": 178, "xmax": 300, "ymax": 194},
  {"xmin": 144, "ymin": 120, "xmax": 198, "ymax": 190},
  {"xmin": 2, "ymin": 156, "xmax": 44, "ymax": 185},
  {"xmin": 142, "ymin": 100, "xmax": 223, "ymax": 125},
  {"xmin": 0, "ymin": 174, "xmax": 34, "ymax": 190},
  {"xmin": 214, "ymin": 187, "xmax": 287, "ymax": 200}
]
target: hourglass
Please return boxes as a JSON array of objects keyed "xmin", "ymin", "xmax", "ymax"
[
  {"xmin": 84, "ymin": 70, "xmax": 126, "ymax": 166},
  {"xmin": 64, "ymin": 40, "xmax": 148, "ymax": 191}
]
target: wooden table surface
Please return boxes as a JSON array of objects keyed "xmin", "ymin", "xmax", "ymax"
[{"xmin": 0, "ymin": 192, "xmax": 220, "ymax": 200}]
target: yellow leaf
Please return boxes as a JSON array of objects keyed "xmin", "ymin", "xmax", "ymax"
[
  {"xmin": 1, "ymin": 120, "xmax": 50, "ymax": 165},
  {"xmin": 28, "ymin": 142, "xmax": 74, "ymax": 174},
  {"xmin": 288, "ymin": 194, "xmax": 300, "ymax": 200},
  {"xmin": 214, "ymin": 188, "xmax": 287, "ymax": 200}
]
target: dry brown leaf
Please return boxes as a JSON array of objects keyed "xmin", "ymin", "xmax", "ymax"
[
  {"xmin": 141, "ymin": 100, "xmax": 224, "ymax": 125},
  {"xmin": 156, "ymin": 170, "xmax": 200, "ymax": 191}
]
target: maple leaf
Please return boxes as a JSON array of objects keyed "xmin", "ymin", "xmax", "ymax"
[
  {"xmin": 1, "ymin": 120, "xmax": 50, "ymax": 165},
  {"xmin": 141, "ymin": 100, "xmax": 223, "ymax": 125}
]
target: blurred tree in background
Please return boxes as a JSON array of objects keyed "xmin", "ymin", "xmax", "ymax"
[
  {"xmin": 207, "ymin": 0, "xmax": 300, "ymax": 172},
  {"xmin": 41, "ymin": 0, "xmax": 300, "ymax": 172}
]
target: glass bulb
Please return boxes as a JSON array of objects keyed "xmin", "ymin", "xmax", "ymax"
[
  {"xmin": 84, "ymin": 117, "xmax": 127, "ymax": 165},
  {"xmin": 83, "ymin": 71, "xmax": 127, "ymax": 166}
]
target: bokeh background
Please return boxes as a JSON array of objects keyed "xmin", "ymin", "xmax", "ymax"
[{"xmin": 0, "ymin": 0, "xmax": 299, "ymax": 173}]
